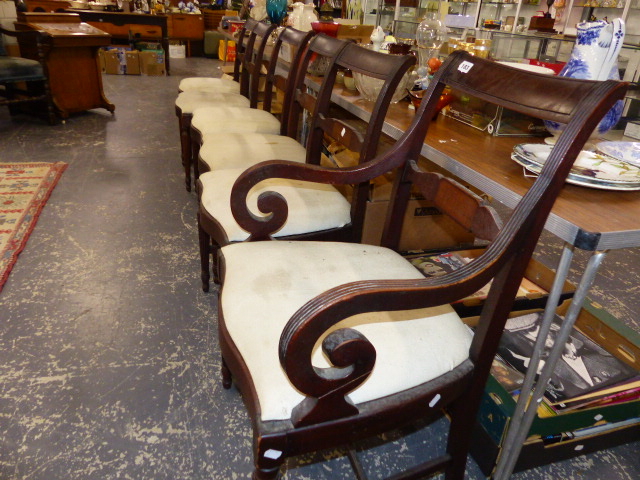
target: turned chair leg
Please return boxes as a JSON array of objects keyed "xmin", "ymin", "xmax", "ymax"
[
  {"xmin": 191, "ymin": 136, "xmax": 201, "ymax": 186},
  {"xmin": 210, "ymin": 242, "xmax": 222, "ymax": 286},
  {"xmin": 198, "ymin": 218, "xmax": 211, "ymax": 292},
  {"xmin": 252, "ymin": 467, "xmax": 281, "ymax": 480},
  {"xmin": 179, "ymin": 115, "xmax": 192, "ymax": 192},
  {"xmin": 221, "ymin": 356, "xmax": 232, "ymax": 389},
  {"xmin": 444, "ymin": 397, "xmax": 476, "ymax": 480}
]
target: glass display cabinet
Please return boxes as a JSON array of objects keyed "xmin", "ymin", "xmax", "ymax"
[
  {"xmin": 369, "ymin": 0, "xmax": 639, "ymax": 45},
  {"xmin": 369, "ymin": 0, "xmax": 639, "ymax": 126}
]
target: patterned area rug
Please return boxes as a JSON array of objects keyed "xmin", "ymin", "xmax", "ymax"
[{"xmin": 0, "ymin": 162, "xmax": 67, "ymax": 293}]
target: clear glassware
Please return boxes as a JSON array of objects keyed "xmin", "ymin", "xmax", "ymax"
[{"xmin": 415, "ymin": 12, "xmax": 447, "ymax": 87}]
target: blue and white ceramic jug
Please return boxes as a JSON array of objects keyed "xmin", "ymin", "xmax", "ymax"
[{"xmin": 546, "ymin": 19, "xmax": 625, "ymax": 139}]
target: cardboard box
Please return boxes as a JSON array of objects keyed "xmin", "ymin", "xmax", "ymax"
[
  {"xmin": 139, "ymin": 50, "xmax": 166, "ymax": 76},
  {"xmin": 219, "ymin": 40, "xmax": 236, "ymax": 62},
  {"xmin": 134, "ymin": 41, "xmax": 162, "ymax": 51},
  {"xmin": 0, "ymin": 0, "xmax": 18, "ymax": 55},
  {"xmin": 470, "ymin": 300, "xmax": 640, "ymax": 474},
  {"xmin": 125, "ymin": 51, "xmax": 140, "ymax": 75},
  {"xmin": 362, "ymin": 198, "xmax": 476, "ymax": 251},
  {"xmin": 322, "ymin": 142, "xmax": 477, "ymax": 251},
  {"xmin": 471, "ymin": 413, "xmax": 640, "ymax": 475},
  {"xmin": 103, "ymin": 49, "xmax": 126, "ymax": 75}
]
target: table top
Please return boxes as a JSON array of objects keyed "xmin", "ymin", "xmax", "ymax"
[{"xmin": 323, "ymin": 84, "xmax": 640, "ymax": 251}]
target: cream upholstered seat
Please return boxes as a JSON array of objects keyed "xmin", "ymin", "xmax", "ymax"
[
  {"xmin": 176, "ymin": 90, "xmax": 252, "ymax": 192},
  {"xmin": 196, "ymin": 37, "xmax": 416, "ymax": 291},
  {"xmin": 175, "ymin": 90, "xmax": 250, "ymax": 115},
  {"xmin": 196, "ymin": 37, "xmax": 416, "ymax": 290},
  {"xmin": 198, "ymin": 132, "xmax": 307, "ymax": 172},
  {"xmin": 176, "ymin": 18, "xmax": 259, "ymax": 95},
  {"xmin": 199, "ymin": 170, "xmax": 351, "ymax": 243},
  {"xmin": 191, "ymin": 105, "xmax": 281, "ymax": 137},
  {"xmin": 220, "ymin": 241, "xmax": 471, "ymax": 422},
  {"xmin": 178, "ymin": 76, "xmax": 240, "ymax": 94}
]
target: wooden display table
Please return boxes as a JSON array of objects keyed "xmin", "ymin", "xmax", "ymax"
[{"xmin": 16, "ymin": 12, "xmax": 114, "ymax": 118}]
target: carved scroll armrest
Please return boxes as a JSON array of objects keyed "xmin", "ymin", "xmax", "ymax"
[
  {"xmin": 230, "ymin": 138, "xmax": 418, "ymax": 240},
  {"xmin": 278, "ymin": 257, "xmax": 500, "ymax": 427}
]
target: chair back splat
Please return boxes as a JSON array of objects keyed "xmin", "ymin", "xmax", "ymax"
[
  {"xmin": 239, "ymin": 20, "xmax": 277, "ymax": 108},
  {"xmin": 217, "ymin": 50, "xmax": 628, "ymax": 480},
  {"xmin": 231, "ymin": 18, "xmax": 253, "ymax": 84},
  {"xmin": 262, "ymin": 27, "xmax": 314, "ymax": 135}
]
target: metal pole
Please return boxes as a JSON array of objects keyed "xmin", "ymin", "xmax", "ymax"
[{"xmin": 493, "ymin": 247, "xmax": 608, "ymax": 479}]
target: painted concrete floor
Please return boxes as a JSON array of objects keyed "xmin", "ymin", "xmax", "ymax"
[{"xmin": 0, "ymin": 57, "xmax": 638, "ymax": 479}]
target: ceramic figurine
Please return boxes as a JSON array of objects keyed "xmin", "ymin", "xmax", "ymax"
[
  {"xmin": 288, "ymin": 2, "xmax": 304, "ymax": 29},
  {"xmin": 298, "ymin": 3, "xmax": 317, "ymax": 31},
  {"xmin": 250, "ymin": 0, "xmax": 268, "ymax": 21},
  {"xmin": 370, "ymin": 26, "xmax": 385, "ymax": 52}
]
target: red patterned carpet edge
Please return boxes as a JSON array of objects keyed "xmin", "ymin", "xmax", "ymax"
[{"xmin": 0, "ymin": 162, "xmax": 67, "ymax": 294}]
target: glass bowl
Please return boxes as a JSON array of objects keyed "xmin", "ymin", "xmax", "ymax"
[
  {"xmin": 311, "ymin": 22, "xmax": 340, "ymax": 38},
  {"xmin": 352, "ymin": 45, "xmax": 413, "ymax": 104}
]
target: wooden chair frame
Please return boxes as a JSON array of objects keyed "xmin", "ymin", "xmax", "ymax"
[
  {"xmin": 196, "ymin": 35, "xmax": 416, "ymax": 291},
  {"xmin": 218, "ymin": 51, "xmax": 628, "ymax": 479},
  {"xmin": 0, "ymin": 26, "xmax": 55, "ymax": 124}
]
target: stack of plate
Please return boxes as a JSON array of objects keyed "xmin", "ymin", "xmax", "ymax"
[{"xmin": 511, "ymin": 143, "xmax": 640, "ymax": 191}]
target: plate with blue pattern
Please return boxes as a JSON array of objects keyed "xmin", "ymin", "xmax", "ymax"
[{"xmin": 595, "ymin": 141, "xmax": 640, "ymax": 168}]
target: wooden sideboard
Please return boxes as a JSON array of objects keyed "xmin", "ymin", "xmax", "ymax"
[{"xmin": 167, "ymin": 13, "xmax": 202, "ymax": 57}]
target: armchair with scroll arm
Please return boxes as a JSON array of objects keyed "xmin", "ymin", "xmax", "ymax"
[
  {"xmin": 0, "ymin": 25, "xmax": 55, "ymax": 124},
  {"xmin": 216, "ymin": 51, "xmax": 628, "ymax": 480}
]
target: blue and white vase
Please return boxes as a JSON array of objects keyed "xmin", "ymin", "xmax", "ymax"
[{"xmin": 545, "ymin": 19, "xmax": 625, "ymax": 141}]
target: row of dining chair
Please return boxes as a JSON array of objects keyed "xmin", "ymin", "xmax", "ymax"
[
  {"xmin": 177, "ymin": 24, "xmax": 416, "ymax": 291},
  {"xmin": 173, "ymin": 22, "xmax": 628, "ymax": 480}
]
